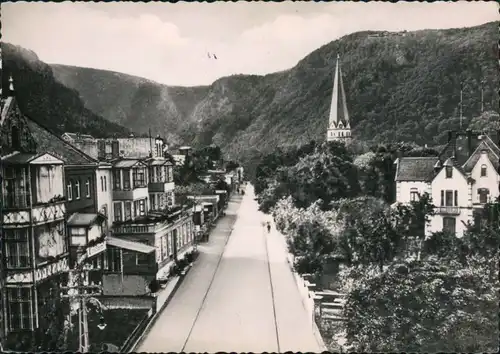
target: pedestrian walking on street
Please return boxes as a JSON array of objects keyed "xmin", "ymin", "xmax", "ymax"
[{"xmin": 267, "ymin": 222, "xmax": 271, "ymax": 233}]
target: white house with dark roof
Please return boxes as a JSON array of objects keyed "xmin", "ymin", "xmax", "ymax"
[{"xmin": 394, "ymin": 131, "xmax": 500, "ymax": 237}]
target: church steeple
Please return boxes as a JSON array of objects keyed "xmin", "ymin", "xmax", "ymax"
[{"xmin": 327, "ymin": 54, "xmax": 352, "ymax": 143}]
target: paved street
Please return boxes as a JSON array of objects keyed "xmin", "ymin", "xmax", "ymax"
[{"xmin": 136, "ymin": 185, "xmax": 322, "ymax": 353}]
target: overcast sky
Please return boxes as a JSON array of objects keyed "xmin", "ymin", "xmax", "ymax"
[{"xmin": 2, "ymin": 1, "xmax": 498, "ymax": 86}]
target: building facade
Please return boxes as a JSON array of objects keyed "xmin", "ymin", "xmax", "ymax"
[
  {"xmin": 394, "ymin": 130, "xmax": 500, "ymax": 237},
  {"xmin": 1, "ymin": 83, "xmax": 70, "ymax": 340},
  {"xmin": 104, "ymin": 207, "xmax": 195, "ymax": 296}
]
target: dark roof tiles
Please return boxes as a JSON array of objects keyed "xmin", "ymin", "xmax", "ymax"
[
  {"xmin": 395, "ymin": 157, "xmax": 438, "ymax": 182},
  {"xmin": 26, "ymin": 119, "xmax": 97, "ymax": 166}
]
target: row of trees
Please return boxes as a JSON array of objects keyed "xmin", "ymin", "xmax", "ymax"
[{"xmin": 254, "ymin": 140, "xmax": 499, "ymax": 352}]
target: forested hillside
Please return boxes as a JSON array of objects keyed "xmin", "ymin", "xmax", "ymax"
[
  {"xmin": 1, "ymin": 43, "xmax": 131, "ymax": 138},
  {"xmin": 3, "ymin": 22, "xmax": 498, "ymax": 176}
]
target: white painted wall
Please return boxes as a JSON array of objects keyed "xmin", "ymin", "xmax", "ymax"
[
  {"xmin": 96, "ymin": 167, "xmax": 114, "ymax": 228},
  {"xmin": 395, "ymin": 181, "xmax": 431, "ymax": 204},
  {"xmin": 427, "ymin": 165, "xmax": 472, "ymax": 237},
  {"xmin": 470, "ymin": 152, "xmax": 499, "ymax": 205},
  {"xmin": 327, "ymin": 128, "xmax": 351, "ymax": 142}
]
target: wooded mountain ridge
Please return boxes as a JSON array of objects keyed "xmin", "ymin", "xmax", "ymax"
[{"xmin": 2, "ymin": 22, "xmax": 498, "ymax": 171}]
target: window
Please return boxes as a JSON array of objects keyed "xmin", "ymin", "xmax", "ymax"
[
  {"xmin": 107, "ymin": 248, "xmax": 121, "ymax": 272},
  {"xmin": 174, "ymin": 229, "xmax": 181, "ymax": 251},
  {"xmin": 454, "ymin": 190, "xmax": 458, "ymax": 206},
  {"xmin": 124, "ymin": 202, "xmax": 132, "ymax": 221},
  {"xmin": 480, "ymin": 164, "xmax": 487, "ymax": 177},
  {"xmin": 134, "ymin": 200, "xmax": 140, "ymax": 218},
  {"xmin": 444, "ymin": 190, "xmax": 454, "ymax": 206},
  {"xmin": 101, "ymin": 176, "xmax": 104, "ymax": 192},
  {"xmin": 5, "ymin": 229, "xmax": 30, "ymax": 268},
  {"xmin": 123, "ymin": 169, "xmax": 131, "ymax": 190},
  {"xmin": 168, "ymin": 166, "xmax": 173, "ymax": 183},
  {"xmin": 67, "ymin": 181, "xmax": 73, "ymax": 201},
  {"xmin": 132, "ymin": 167, "xmax": 146, "ymax": 188},
  {"xmin": 167, "ymin": 232, "xmax": 173, "ymax": 256},
  {"xmin": 139, "ymin": 199, "xmax": 145, "ymax": 215},
  {"xmin": 410, "ymin": 188, "xmax": 419, "ymax": 202},
  {"xmin": 113, "ymin": 202, "xmax": 122, "ymax": 222},
  {"xmin": 75, "ymin": 180, "xmax": 81, "ymax": 200},
  {"xmin": 161, "ymin": 236, "xmax": 168, "ymax": 260},
  {"xmin": 70, "ymin": 227, "xmax": 87, "ymax": 246},
  {"xmin": 445, "ymin": 166, "xmax": 453, "ymax": 178},
  {"xmin": 150, "ymin": 194, "xmax": 157, "ymax": 210},
  {"xmin": 443, "ymin": 217, "xmax": 456, "ymax": 235},
  {"xmin": 113, "ymin": 170, "xmax": 121, "ymax": 190},
  {"xmin": 3, "ymin": 167, "xmax": 30, "ymax": 208},
  {"xmin": 478, "ymin": 188, "xmax": 489, "ymax": 204},
  {"xmin": 8, "ymin": 287, "xmax": 32, "ymax": 330},
  {"xmin": 85, "ymin": 179, "xmax": 91, "ymax": 198},
  {"xmin": 104, "ymin": 176, "xmax": 107, "ymax": 191}
]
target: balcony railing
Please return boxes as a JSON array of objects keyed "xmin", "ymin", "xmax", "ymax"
[
  {"xmin": 112, "ymin": 206, "xmax": 189, "ymax": 234},
  {"xmin": 436, "ymin": 206, "xmax": 460, "ymax": 215}
]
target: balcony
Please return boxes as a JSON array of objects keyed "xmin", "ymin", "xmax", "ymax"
[
  {"xmin": 436, "ymin": 206, "xmax": 460, "ymax": 215},
  {"xmin": 6, "ymin": 257, "xmax": 69, "ymax": 284},
  {"xmin": 113, "ymin": 206, "xmax": 189, "ymax": 235},
  {"xmin": 148, "ymin": 181, "xmax": 175, "ymax": 193},
  {"xmin": 2, "ymin": 199, "xmax": 66, "ymax": 226},
  {"xmin": 113, "ymin": 185, "xmax": 148, "ymax": 201}
]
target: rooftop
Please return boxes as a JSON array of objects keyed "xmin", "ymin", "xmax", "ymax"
[{"xmin": 395, "ymin": 157, "xmax": 439, "ymax": 182}]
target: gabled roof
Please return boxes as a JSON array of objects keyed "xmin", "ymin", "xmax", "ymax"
[
  {"xmin": 26, "ymin": 119, "xmax": 97, "ymax": 166},
  {"xmin": 1, "ymin": 152, "xmax": 64, "ymax": 165},
  {"xmin": 1, "ymin": 94, "xmax": 97, "ymax": 165},
  {"xmin": 395, "ymin": 157, "xmax": 438, "ymax": 182},
  {"xmin": 462, "ymin": 138, "xmax": 500, "ymax": 173}
]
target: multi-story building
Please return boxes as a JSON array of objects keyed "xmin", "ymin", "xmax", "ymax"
[
  {"xmin": 0, "ymin": 78, "xmax": 110, "ymax": 345},
  {"xmin": 1, "ymin": 77, "xmax": 70, "ymax": 340},
  {"xmin": 394, "ymin": 129, "xmax": 500, "ymax": 237},
  {"xmin": 104, "ymin": 206, "xmax": 195, "ymax": 296}
]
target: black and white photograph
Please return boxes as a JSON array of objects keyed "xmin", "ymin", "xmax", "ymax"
[{"xmin": 0, "ymin": 1, "xmax": 498, "ymax": 352}]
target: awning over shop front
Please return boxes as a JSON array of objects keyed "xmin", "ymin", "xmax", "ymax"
[{"xmin": 106, "ymin": 236, "xmax": 156, "ymax": 254}]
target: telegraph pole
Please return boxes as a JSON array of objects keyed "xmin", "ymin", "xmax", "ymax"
[{"xmin": 60, "ymin": 254, "xmax": 106, "ymax": 352}]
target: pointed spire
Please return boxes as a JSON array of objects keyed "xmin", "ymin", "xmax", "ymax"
[{"xmin": 328, "ymin": 54, "xmax": 350, "ymax": 129}]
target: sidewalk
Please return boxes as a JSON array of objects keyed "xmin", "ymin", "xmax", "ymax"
[
  {"xmin": 261, "ymin": 205, "xmax": 326, "ymax": 352},
  {"xmin": 134, "ymin": 193, "xmax": 244, "ymax": 352}
]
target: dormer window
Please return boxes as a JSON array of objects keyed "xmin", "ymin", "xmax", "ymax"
[
  {"xmin": 445, "ymin": 166, "xmax": 453, "ymax": 178},
  {"xmin": 480, "ymin": 164, "xmax": 487, "ymax": 177}
]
